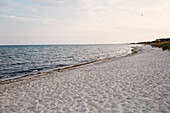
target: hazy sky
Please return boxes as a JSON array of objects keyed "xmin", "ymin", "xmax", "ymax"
[{"xmin": 0, "ymin": 0, "xmax": 170, "ymax": 45}]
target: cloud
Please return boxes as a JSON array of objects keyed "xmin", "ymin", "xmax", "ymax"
[
  {"xmin": 0, "ymin": 15, "xmax": 33, "ymax": 22},
  {"xmin": 0, "ymin": 0, "xmax": 15, "ymax": 7},
  {"xmin": 30, "ymin": 0, "xmax": 67, "ymax": 7},
  {"xmin": 1, "ymin": 0, "xmax": 170, "ymax": 27},
  {"xmin": 0, "ymin": 15, "xmax": 61, "ymax": 25},
  {"xmin": 23, "ymin": 6, "xmax": 39, "ymax": 13},
  {"xmin": 0, "ymin": 0, "xmax": 16, "ymax": 11},
  {"xmin": 1, "ymin": 0, "xmax": 170, "ymax": 45}
]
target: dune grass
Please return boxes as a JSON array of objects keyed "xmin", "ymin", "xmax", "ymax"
[{"xmin": 150, "ymin": 41, "xmax": 170, "ymax": 51}]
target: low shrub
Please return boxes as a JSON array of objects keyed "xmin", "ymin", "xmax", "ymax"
[{"xmin": 150, "ymin": 41, "xmax": 170, "ymax": 51}]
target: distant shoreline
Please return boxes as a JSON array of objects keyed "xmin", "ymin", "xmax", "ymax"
[{"xmin": 134, "ymin": 38, "xmax": 170, "ymax": 51}]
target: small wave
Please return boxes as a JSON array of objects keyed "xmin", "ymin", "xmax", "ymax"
[
  {"xmin": 56, "ymin": 64, "xmax": 68, "ymax": 67},
  {"xmin": 0, "ymin": 44, "xmax": 133, "ymax": 80},
  {"xmin": 11, "ymin": 62, "xmax": 25, "ymax": 65},
  {"xmin": 30, "ymin": 68, "xmax": 44, "ymax": 72}
]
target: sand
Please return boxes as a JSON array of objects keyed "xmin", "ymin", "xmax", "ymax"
[{"xmin": 0, "ymin": 45, "xmax": 170, "ymax": 113}]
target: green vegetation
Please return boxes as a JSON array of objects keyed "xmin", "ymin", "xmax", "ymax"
[
  {"xmin": 136, "ymin": 38, "xmax": 170, "ymax": 51},
  {"xmin": 151, "ymin": 41, "xmax": 170, "ymax": 51}
]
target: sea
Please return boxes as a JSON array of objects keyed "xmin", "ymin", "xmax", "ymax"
[{"xmin": 0, "ymin": 44, "xmax": 133, "ymax": 81}]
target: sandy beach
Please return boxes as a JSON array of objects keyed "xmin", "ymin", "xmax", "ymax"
[{"xmin": 0, "ymin": 45, "xmax": 170, "ymax": 113}]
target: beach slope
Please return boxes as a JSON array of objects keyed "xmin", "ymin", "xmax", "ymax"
[{"xmin": 0, "ymin": 45, "xmax": 170, "ymax": 113}]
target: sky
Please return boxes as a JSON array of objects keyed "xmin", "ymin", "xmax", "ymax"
[{"xmin": 0, "ymin": 0, "xmax": 170, "ymax": 45}]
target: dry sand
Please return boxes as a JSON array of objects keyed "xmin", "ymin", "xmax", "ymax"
[{"xmin": 0, "ymin": 45, "xmax": 170, "ymax": 113}]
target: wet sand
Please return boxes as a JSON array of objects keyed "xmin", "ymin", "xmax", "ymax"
[{"xmin": 0, "ymin": 45, "xmax": 170, "ymax": 113}]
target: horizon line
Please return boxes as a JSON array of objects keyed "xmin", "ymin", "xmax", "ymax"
[{"xmin": 0, "ymin": 43, "xmax": 131, "ymax": 46}]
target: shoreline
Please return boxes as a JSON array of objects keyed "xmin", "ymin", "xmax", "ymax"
[
  {"xmin": 0, "ymin": 45, "xmax": 169, "ymax": 113},
  {"xmin": 0, "ymin": 46, "xmax": 137, "ymax": 85}
]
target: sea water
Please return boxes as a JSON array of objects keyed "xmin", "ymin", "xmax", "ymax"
[{"xmin": 0, "ymin": 44, "xmax": 133, "ymax": 80}]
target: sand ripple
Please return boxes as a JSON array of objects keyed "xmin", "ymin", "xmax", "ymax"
[{"xmin": 0, "ymin": 45, "xmax": 170, "ymax": 113}]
